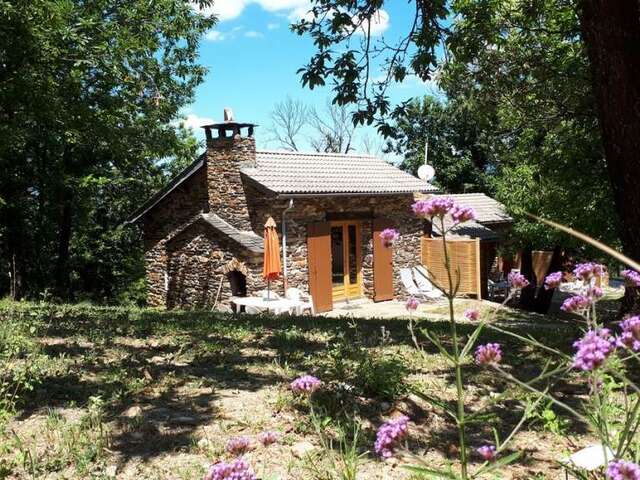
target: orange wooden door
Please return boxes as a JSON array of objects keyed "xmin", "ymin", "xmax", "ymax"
[
  {"xmin": 373, "ymin": 218, "xmax": 394, "ymax": 302},
  {"xmin": 307, "ymin": 222, "xmax": 333, "ymax": 313}
]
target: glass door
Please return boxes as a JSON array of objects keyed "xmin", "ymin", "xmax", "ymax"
[{"xmin": 330, "ymin": 221, "xmax": 362, "ymax": 301}]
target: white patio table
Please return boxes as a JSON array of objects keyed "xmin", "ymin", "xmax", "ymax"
[{"xmin": 230, "ymin": 296, "xmax": 301, "ymax": 315}]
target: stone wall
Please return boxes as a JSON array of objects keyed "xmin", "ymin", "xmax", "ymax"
[
  {"xmin": 141, "ymin": 165, "xmax": 208, "ymax": 307},
  {"xmin": 244, "ymin": 186, "xmax": 424, "ymax": 301},
  {"xmin": 166, "ymin": 221, "xmax": 265, "ymax": 309},
  {"xmin": 205, "ymin": 135, "xmax": 255, "ymax": 231},
  {"xmin": 141, "ymin": 133, "xmax": 261, "ymax": 308}
]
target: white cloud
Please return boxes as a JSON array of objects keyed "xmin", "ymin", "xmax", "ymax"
[
  {"xmin": 203, "ymin": 26, "xmax": 247, "ymax": 42},
  {"xmin": 267, "ymin": 22, "xmax": 280, "ymax": 30},
  {"xmin": 259, "ymin": 0, "xmax": 310, "ymax": 12},
  {"xmin": 192, "ymin": 0, "xmax": 248, "ymax": 21},
  {"xmin": 191, "ymin": 0, "xmax": 311, "ymax": 22},
  {"xmin": 396, "ymin": 74, "xmax": 444, "ymax": 97},
  {"xmin": 244, "ymin": 30, "xmax": 264, "ymax": 38},
  {"xmin": 288, "ymin": 4, "xmax": 314, "ymax": 21},
  {"xmin": 205, "ymin": 30, "xmax": 226, "ymax": 41},
  {"xmin": 353, "ymin": 9, "xmax": 389, "ymax": 36},
  {"xmin": 180, "ymin": 113, "xmax": 215, "ymax": 131},
  {"xmin": 192, "ymin": 1, "xmax": 388, "ymax": 41}
]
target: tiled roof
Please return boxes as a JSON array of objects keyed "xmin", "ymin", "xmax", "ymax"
[
  {"xmin": 432, "ymin": 193, "xmax": 512, "ymax": 224},
  {"xmin": 432, "ymin": 218, "xmax": 500, "ymax": 241},
  {"xmin": 241, "ymin": 150, "xmax": 437, "ymax": 195},
  {"xmin": 201, "ymin": 214, "xmax": 263, "ymax": 254},
  {"xmin": 167, "ymin": 213, "xmax": 263, "ymax": 254},
  {"xmin": 128, "ymin": 149, "xmax": 437, "ymax": 224}
]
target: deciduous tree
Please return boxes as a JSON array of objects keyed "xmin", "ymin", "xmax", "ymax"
[{"xmin": 0, "ymin": 0, "xmax": 214, "ymax": 301}]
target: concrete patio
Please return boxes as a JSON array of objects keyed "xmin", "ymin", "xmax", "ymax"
[{"xmin": 320, "ymin": 297, "xmax": 451, "ymax": 319}]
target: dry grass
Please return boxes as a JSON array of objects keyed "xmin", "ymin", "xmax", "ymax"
[{"xmin": 0, "ymin": 301, "xmax": 596, "ymax": 479}]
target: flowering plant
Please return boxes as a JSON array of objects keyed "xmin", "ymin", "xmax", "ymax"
[
  {"xmin": 258, "ymin": 430, "xmax": 279, "ymax": 446},
  {"xmin": 226, "ymin": 436, "xmax": 252, "ymax": 455},
  {"xmin": 463, "ymin": 308, "xmax": 479, "ymax": 321},
  {"xmin": 374, "ymin": 415, "xmax": 409, "ymax": 458},
  {"xmin": 379, "ymin": 228, "xmax": 400, "ymax": 248},
  {"xmin": 622, "ymin": 269, "xmax": 640, "ymax": 288},
  {"xmin": 405, "ymin": 296, "xmax": 420, "ymax": 312},
  {"xmin": 290, "ymin": 374, "xmax": 322, "ymax": 395},
  {"xmin": 203, "ymin": 458, "xmax": 257, "ymax": 480},
  {"xmin": 404, "ymin": 198, "xmax": 526, "ymax": 478},
  {"xmin": 403, "ymin": 200, "xmax": 640, "ymax": 479}
]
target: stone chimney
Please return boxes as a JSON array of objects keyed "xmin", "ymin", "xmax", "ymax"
[{"xmin": 202, "ymin": 109, "xmax": 256, "ymax": 231}]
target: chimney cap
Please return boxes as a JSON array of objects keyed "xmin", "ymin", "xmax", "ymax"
[
  {"xmin": 201, "ymin": 109, "xmax": 257, "ymax": 139},
  {"xmin": 201, "ymin": 108, "xmax": 257, "ymax": 141},
  {"xmin": 201, "ymin": 121, "xmax": 258, "ymax": 129},
  {"xmin": 200, "ymin": 108, "xmax": 257, "ymax": 130}
]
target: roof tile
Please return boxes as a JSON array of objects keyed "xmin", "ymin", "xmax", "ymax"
[
  {"xmin": 201, "ymin": 213, "xmax": 264, "ymax": 254},
  {"xmin": 432, "ymin": 218, "xmax": 500, "ymax": 241},
  {"xmin": 241, "ymin": 150, "xmax": 437, "ymax": 194},
  {"xmin": 430, "ymin": 193, "xmax": 512, "ymax": 224}
]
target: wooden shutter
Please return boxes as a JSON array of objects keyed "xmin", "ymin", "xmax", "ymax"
[
  {"xmin": 421, "ymin": 237, "xmax": 482, "ymax": 298},
  {"xmin": 373, "ymin": 218, "xmax": 394, "ymax": 302},
  {"xmin": 307, "ymin": 222, "xmax": 333, "ymax": 313}
]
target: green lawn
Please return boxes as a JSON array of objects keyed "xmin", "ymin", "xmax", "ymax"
[{"xmin": 0, "ymin": 301, "xmax": 591, "ymax": 479}]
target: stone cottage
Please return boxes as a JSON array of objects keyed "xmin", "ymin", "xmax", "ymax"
[{"xmin": 128, "ymin": 114, "xmax": 438, "ymax": 312}]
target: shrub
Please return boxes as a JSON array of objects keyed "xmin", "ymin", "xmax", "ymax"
[
  {"xmin": 0, "ymin": 315, "xmax": 46, "ymax": 411},
  {"xmin": 355, "ymin": 352, "xmax": 408, "ymax": 401},
  {"xmin": 322, "ymin": 332, "xmax": 408, "ymax": 402}
]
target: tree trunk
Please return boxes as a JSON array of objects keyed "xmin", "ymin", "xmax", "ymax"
[
  {"xmin": 519, "ymin": 247, "xmax": 565, "ymax": 313},
  {"xmin": 4, "ymin": 203, "xmax": 26, "ymax": 300},
  {"xmin": 519, "ymin": 247, "xmax": 537, "ymax": 310},
  {"xmin": 55, "ymin": 188, "xmax": 73, "ymax": 299},
  {"xmin": 533, "ymin": 246, "xmax": 564, "ymax": 314},
  {"xmin": 54, "ymin": 146, "xmax": 74, "ymax": 299},
  {"xmin": 580, "ymin": 0, "xmax": 640, "ymax": 314}
]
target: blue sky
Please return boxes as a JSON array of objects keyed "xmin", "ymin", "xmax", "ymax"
[{"xmin": 185, "ymin": 1, "xmax": 441, "ymax": 154}]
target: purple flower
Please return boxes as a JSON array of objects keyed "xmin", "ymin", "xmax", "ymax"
[
  {"xmin": 290, "ymin": 375, "xmax": 322, "ymax": 394},
  {"xmin": 204, "ymin": 458, "xmax": 257, "ymax": 480},
  {"xmin": 374, "ymin": 415, "xmax": 410, "ymax": 458},
  {"xmin": 258, "ymin": 431, "xmax": 279, "ymax": 446},
  {"xmin": 379, "ymin": 228, "xmax": 400, "ymax": 247},
  {"xmin": 450, "ymin": 205, "xmax": 476, "ymax": 224},
  {"xmin": 544, "ymin": 271, "xmax": 563, "ymax": 290},
  {"xmin": 622, "ymin": 269, "xmax": 640, "ymax": 288},
  {"xmin": 560, "ymin": 295, "xmax": 593, "ymax": 313},
  {"xmin": 226, "ymin": 436, "xmax": 252, "ymax": 455},
  {"xmin": 618, "ymin": 316, "xmax": 640, "ymax": 352},
  {"xmin": 475, "ymin": 343, "xmax": 502, "ymax": 366},
  {"xmin": 573, "ymin": 329, "xmax": 616, "ymax": 371},
  {"xmin": 508, "ymin": 272, "xmax": 529, "ymax": 290},
  {"xmin": 573, "ymin": 262, "xmax": 606, "ymax": 281},
  {"xmin": 464, "ymin": 309, "xmax": 480, "ymax": 321},
  {"xmin": 587, "ymin": 286, "xmax": 604, "ymax": 299},
  {"xmin": 477, "ymin": 444, "xmax": 497, "ymax": 461},
  {"xmin": 405, "ymin": 296, "xmax": 420, "ymax": 312},
  {"xmin": 606, "ymin": 459, "xmax": 640, "ymax": 480},
  {"xmin": 411, "ymin": 197, "xmax": 455, "ymax": 219}
]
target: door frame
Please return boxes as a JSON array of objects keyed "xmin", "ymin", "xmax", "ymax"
[{"xmin": 329, "ymin": 220, "xmax": 363, "ymax": 302}]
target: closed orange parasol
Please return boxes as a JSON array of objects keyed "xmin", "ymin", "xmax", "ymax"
[{"xmin": 262, "ymin": 216, "xmax": 282, "ymax": 300}]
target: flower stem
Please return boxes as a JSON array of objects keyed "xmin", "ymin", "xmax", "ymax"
[{"xmin": 440, "ymin": 218, "xmax": 468, "ymax": 479}]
